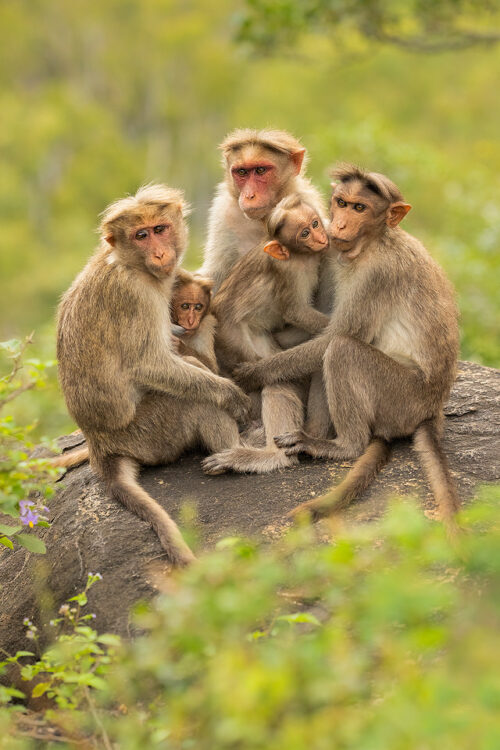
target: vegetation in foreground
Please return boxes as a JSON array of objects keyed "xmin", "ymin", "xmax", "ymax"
[{"xmin": 1, "ymin": 491, "xmax": 499, "ymax": 749}]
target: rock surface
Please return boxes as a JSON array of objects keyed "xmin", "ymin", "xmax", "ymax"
[{"xmin": 0, "ymin": 361, "xmax": 498, "ymax": 656}]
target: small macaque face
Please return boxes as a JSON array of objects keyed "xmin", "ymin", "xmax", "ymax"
[
  {"xmin": 172, "ymin": 282, "xmax": 209, "ymax": 335},
  {"xmin": 264, "ymin": 201, "xmax": 329, "ymax": 261},
  {"xmin": 284, "ymin": 206, "xmax": 329, "ymax": 254},
  {"xmin": 129, "ymin": 222, "xmax": 178, "ymax": 277},
  {"xmin": 228, "ymin": 145, "xmax": 302, "ymax": 219}
]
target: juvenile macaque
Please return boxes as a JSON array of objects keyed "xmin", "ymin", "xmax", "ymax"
[
  {"xmin": 234, "ymin": 164, "xmax": 461, "ymax": 531},
  {"xmin": 171, "ymin": 269, "xmax": 218, "ymax": 372},
  {"xmin": 213, "ymin": 194, "xmax": 330, "ymax": 368},
  {"xmin": 57, "ymin": 185, "xmax": 252, "ymax": 566}
]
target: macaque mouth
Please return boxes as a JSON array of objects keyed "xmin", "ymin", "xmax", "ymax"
[
  {"xmin": 331, "ymin": 236, "xmax": 354, "ymax": 246},
  {"xmin": 171, "ymin": 324, "xmax": 186, "ymax": 337}
]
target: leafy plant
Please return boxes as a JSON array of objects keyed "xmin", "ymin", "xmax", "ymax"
[
  {"xmin": 0, "ymin": 336, "xmax": 59, "ymax": 553},
  {"xmin": 1, "ymin": 492, "xmax": 499, "ymax": 748}
]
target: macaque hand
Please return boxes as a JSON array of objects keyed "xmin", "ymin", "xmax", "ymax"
[
  {"xmin": 221, "ymin": 382, "xmax": 252, "ymax": 422},
  {"xmin": 232, "ymin": 362, "xmax": 265, "ymax": 391},
  {"xmin": 274, "ymin": 431, "xmax": 308, "ymax": 456}
]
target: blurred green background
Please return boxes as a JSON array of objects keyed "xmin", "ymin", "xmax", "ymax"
[{"xmin": 0, "ymin": 0, "xmax": 499, "ymax": 439}]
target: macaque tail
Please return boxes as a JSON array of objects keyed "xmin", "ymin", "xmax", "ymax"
[
  {"xmin": 50, "ymin": 445, "xmax": 90, "ymax": 469},
  {"xmin": 413, "ymin": 420, "xmax": 461, "ymax": 537},
  {"xmin": 102, "ymin": 456, "xmax": 196, "ymax": 567},
  {"xmin": 290, "ymin": 438, "xmax": 390, "ymax": 520}
]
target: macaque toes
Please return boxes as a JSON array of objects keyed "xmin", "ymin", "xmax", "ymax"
[
  {"xmin": 171, "ymin": 269, "xmax": 218, "ymax": 372},
  {"xmin": 57, "ymin": 185, "xmax": 253, "ymax": 566},
  {"xmin": 234, "ymin": 164, "xmax": 461, "ymax": 532}
]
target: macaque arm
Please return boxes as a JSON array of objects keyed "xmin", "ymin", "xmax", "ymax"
[
  {"xmin": 132, "ymin": 352, "xmax": 247, "ymax": 416},
  {"xmin": 282, "ymin": 304, "xmax": 330, "ymax": 335},
  {"xmin": 234, "ymin": 333, "xmax": 330, "ymax": 390}
]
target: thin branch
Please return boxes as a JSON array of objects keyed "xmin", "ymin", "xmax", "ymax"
[
  {"xmin": 0, "ymin": 381, "xmax": 36, "ymax": 409},
  {"xmin": 363, "ymin": 28, "xmax": 500, "ymax": 52}
]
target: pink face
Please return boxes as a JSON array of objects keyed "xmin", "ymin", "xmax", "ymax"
[
  {"xmin": 230, "ymin": 160, "xmax": 282, "ymax": 219},
  {"xmin": 130, "ymin": 223, "xmax": 177, "ymax": 277}
]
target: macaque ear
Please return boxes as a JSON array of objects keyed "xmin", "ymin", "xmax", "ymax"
[
  {"xmin": 263, "ymin": 240, "xmax": 290, "ymax": 261},
  {"xmin": 290, "ymin": 148, "xmax": 306, "ymax": 175},
  {"xmin": 105, "ymin": 235, "xmax": 116, "ymax": 247},
  {"xmin": 386, "ymin": 202, "xmax": 412, "ymax": 227}
]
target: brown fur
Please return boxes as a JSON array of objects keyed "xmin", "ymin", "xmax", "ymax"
[
  {"xmin": 57, "ymin": 184, "xmax": 252, "ymax": 566},
  {"xmin": 198, "ymin": 130, "xmax": 334, "ymax": 473},
  {"xmin": 172, "ymin": 268, "xmax": 219, "ymax": 373},
  {"xmin": 235, "ymin": 165, "xmax": 461, "ymax": 530},
  {"xmin": 201, "ymin": 196, "xmax": 329, "ymax": 476}
]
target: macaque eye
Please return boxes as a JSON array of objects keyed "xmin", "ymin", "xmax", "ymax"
[
  {"xmin": 255, "ymin": 166, "xmax": 267, "ymax": 175},
  {"xmin": 181, "ymin": 303, "xmax": 190, "ymax": 310},
  {"xmin": 301, "ymin": 228, "xmax": 310, "ymax": 238},
  {"xmin": 153, "ymin": 224, "xmax": 167, "ymax": 233},
  {"xmin": 194, "ymin": 304, "xmax": 204, "ymax": 311},
  {"xmin": 337, "ymin": 198, "xmax": 347, "ymax": 208},
  {"xmin": 353, "ymin": 204, "xmax": 366, "ymax": 212},
  {"xmin": 236, "ymin": 168, "xmax": 248, "ymax": 177},
  {"xmin": 135, "ymin": 229, "xmax": 148, "ymax": 240},
  {"xmin": 312, "ymin": 219, "xmax": 319, "ymax": 228}
]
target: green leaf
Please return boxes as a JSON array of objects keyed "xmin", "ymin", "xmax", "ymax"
[
  {"xmin": 276, "ymin": 612, "xmax": 321, "ymax": 626},
  {"xmin": 0, "ymin": 523, "xmax": 22, "ymax": 535},
  {"xmin": 16, "ymin": 534, "xmax": 46, "ymax": 554},
  {"xmin": 0, "ymin": 536, "xmax": 14, "ymax": 550},
  {"xmin": 97, "ymin": 634, "xmax": 122, "ymax": 647},
  {"xmin": 31, "ymin": 682, "xmax": 50, "ymax": 698}
]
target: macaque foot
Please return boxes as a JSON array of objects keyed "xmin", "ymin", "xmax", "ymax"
[
  {"xmin": 274, "ymin": 433, "xmax": 358, "ymax": 460},
  {"xmin": 202, "ymin": 447, "xmax": 298, "ymax": 475}
]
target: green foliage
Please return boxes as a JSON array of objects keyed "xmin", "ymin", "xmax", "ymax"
[
  {"xmin": 237, "ymin": 0, "xmax": 500, "ymax": 52},
  {"xmin": 3, "ymin": 574, "xmax": 118, "ymax": 712},
  {"xmin": 0, "ymin": 336, "xmax": 59, "ymax": 552},
  {"xmin": 4, "ymin": 494, "xmax": 499, "ymax": 748}
]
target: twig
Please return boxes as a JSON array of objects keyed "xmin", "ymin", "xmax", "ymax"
[{"xmin": 84, "ymin": 686, "xmax": 114, "ymax": 750}]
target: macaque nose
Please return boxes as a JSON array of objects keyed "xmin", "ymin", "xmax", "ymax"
[{"xmin": 187, "ymin": 311, "xmax": 196, "ymax": 327}]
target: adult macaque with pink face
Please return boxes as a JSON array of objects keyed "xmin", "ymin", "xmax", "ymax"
[{"xmin": 198, "ymin": 128, "xmax": 329, "ymax": 294}]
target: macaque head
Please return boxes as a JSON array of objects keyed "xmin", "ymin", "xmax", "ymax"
[
  {"xmin": 100, "ymin": 184, "xmax": 189, "ymax": 279},
  {"xmin": 328, "ymin": 164, "xmax": 411, "ymax": 260},
  {"xmin": 262, "ymin": 195, "xmax": 329, "ymax": 261},
  {"xmin": 171, "ymin": 270, "xmax": 213, "ymax": 336},
  {"xmin": 220, "ymin": 129, "xmax": 306, "ymax": 220}
]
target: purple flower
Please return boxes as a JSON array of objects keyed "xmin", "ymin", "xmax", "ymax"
[
  {"xmin": 19, "ymin": 500, "xmax": 34, "ymax": 514},
  {"xmin": 21, "ymin": 509, "xmax": 39, "ymax": 527}
]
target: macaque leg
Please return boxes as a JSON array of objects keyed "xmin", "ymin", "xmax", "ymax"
[
  {"xmin": 304, "ymin": 372, "xmax": 332, "ymax": 438},
  {"xmin": 197, "ymin": 406, "xmax": 241, "ymax": 453},
  {"xmin": 202, "ymin": 383, "xmax": 304, "ymax": 475},
  {"xmin": 276, "ymin": 336, "xmax": 428, "ymax": 460}
]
